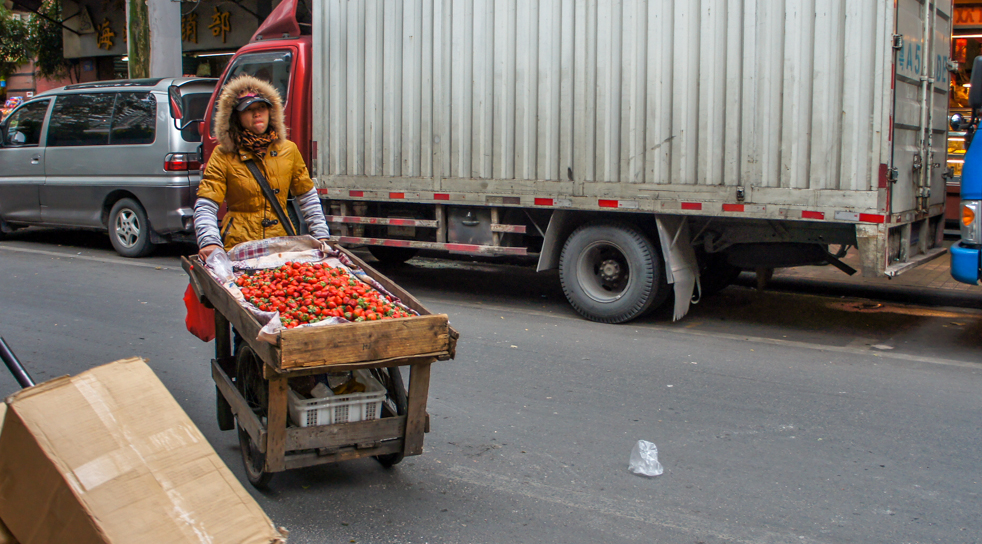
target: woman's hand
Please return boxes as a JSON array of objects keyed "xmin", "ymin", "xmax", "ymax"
[
  {"xmin": 318, "ymin": 238, "xmax": 332, "ymax": 252},
  {"xmin": 198, "ymin": 244, "xmax": 223, "ymax": 261}
]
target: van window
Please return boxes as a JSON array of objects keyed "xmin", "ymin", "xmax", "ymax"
[
  {"xmin": 211, "ymin": 51, "xmax": 292, "ymax": 134},
  {"xmin": 47, "ymin": 93, "xmax": 116, "ymax": 147},
  {"xmin": 109, "ymin": 93, "xmax": 157, "ymax": 145},
  {"xmin": 110, "ymin": 92, "xmax": 157, "ymax": 145},
  {"xmin": 2, "ymin": 99, "xmax": 50, "ymax": 146}
]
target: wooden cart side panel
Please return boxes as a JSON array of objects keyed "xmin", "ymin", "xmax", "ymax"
[
  {"xmin": 266, "ymin": 354, "xmax": 442, "ymax": 377},
  {"xmin": 279, "ymin": 314, "xmax": 450, "ymax": 368},
  {"xmin": 285, "ymin": 416, "xmax": 406, "ymax": 451}
]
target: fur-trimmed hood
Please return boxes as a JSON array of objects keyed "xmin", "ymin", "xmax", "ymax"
[{"xmin": 214, "ymin": 75, "xmax": 287, "ymax": 154}]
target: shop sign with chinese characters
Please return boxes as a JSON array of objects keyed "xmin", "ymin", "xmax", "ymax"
[
  {"xmin": 62, "ymin": 0, "xmax": 264, "ymax": 58},
  {"xmin": 180, "ymin": 0, "xmax": 264, "ymax": 52}
]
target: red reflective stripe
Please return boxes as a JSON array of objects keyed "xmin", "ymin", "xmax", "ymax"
[
  {"xmin": 389, "ymin": 218, "xmax": 415, "ymax": 226},
  {"xmin": 802, "ymin": 211, "xmax": 825, "ymax": 220},
  {"xmin": 383, "ymin": 240, "xmax": 413, "ymax": 247},
  {"xmin": 434, "ymin": 193, "xmax": 450, "ymax": 200},
  {"xmin": 722, "ymin": 203, "xmax": 744, "ymax": 212},
  {"xmin": 534, "ymin": 198, "xmax": 553, "ymax": 206},
  {"xmin": 349, "ymin": 190, "xmax": 364, "ymax": 197},
  {"xmin": 317, "ymin": 188, "xmax": 329, "ymax": 195},
  {"xmin": 859, "ymin": 213, "xmax": 885, "ymax": 224},
  {"xmin": 681, "ymin": 202, "xmax": 702, "ymax": 211},
  {"xmin": 598, "ymin": 199, "xmax": 618, "ymax": 208},
  {"xmin": 446, "ymin": 243, "xmax": 481, "ymax": 252},
  {"xmin": 390, "ymin": 192, "xmax": 404, "ymax": 199}
]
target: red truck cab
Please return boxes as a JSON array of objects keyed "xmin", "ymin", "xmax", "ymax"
[{"xmin": 201, "ymin": 0, "xmax": 312, "ymax": 167}]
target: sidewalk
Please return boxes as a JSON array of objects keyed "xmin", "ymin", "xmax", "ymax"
[{"xmin": 734, "ymin": 240, "xmax": 982, "ymax": 310}]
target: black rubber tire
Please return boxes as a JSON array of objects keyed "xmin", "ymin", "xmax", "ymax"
[
  {"xmin": 559, "ymin": 222, "xmax": 667, "ymax": 324},
  {"xmin": 371, "ymin": 367, "xmax": 408, "ymax": 467},
  {"xmin": 697, "ymin": 251, "xmax": 742, "ymax": 297},
  {"xmin": 368, "ymin": 246, "xmax": 419, "ymax": 265},
  {"xmin": 235, "ymin": 346, "xmax": 274, "ymax": 489},
  {"xmin": 216, "ymin": 385, "xmax": 235, "ymax": 431},
  {"xmin": 108, "ymin": 198, "xmax": 155, "ymax": 257}
]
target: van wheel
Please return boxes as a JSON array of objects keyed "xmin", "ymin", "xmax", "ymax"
[
  {"xmin": 559, "ymin": 222, "xmax": 668, "ymax": 324},
  {"xmin": 109, "ymin": 198, "xmax": 154, "ymax": 258}
]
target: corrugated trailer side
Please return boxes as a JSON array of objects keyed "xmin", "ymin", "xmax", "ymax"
[{"xmin": 311, "ymin": 0, "xmax": 951, "ymax": 323}]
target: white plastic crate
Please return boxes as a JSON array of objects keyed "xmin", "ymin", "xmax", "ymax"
[{"xmin": 287, "ymin": 369, "xmax": 386, "ymax": 428}]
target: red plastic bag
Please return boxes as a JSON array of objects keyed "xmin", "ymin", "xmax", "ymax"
[{"xmin": 184, "ymin": 283, "xmax": 216, "ymax": 342}]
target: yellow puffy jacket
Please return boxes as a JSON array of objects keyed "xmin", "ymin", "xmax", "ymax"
[
  {"xmin": 197, "ymin": 74, "xmax": 315, "ymax": 250},
  {"xmin": 197, "ymin": 140, "xmax": 314, "ymax": 250}
]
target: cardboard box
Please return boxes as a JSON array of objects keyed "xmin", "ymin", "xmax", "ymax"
[
  {"xmin": 0, "ymin": 404, "xmax": 16, "ymax": 544},
  {"xmin": 0, "ymin": 358, "xmax": 287, "ymax": 544}
]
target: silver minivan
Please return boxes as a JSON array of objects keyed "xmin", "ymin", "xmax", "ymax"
[{"xmin": 0, "ymin": 77, "xmax": 216, "ymax": 257}]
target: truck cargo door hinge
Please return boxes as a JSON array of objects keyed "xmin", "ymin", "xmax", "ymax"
[
  {"xmin": 736, "ymin": 186, "xmax": 745, "ymax": 202},
  {"xmin": 888, "ymin": 167, "xmax": 899, "ymax": 183},
  {"xmin": 918, "ymin": 187, "xmax": 932, "ymax": 198},
  {"xmin": 892, "ymin": 34, "xmax": 904, "ymax": 49},
  {"xmin": 912, "ymin": 153, "xmax": 923, "ymax": 172}
]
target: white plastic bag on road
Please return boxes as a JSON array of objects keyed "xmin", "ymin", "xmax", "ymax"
[{"xmin": 629, "ymin": 440, "xmax": 664, "ymax": 477}]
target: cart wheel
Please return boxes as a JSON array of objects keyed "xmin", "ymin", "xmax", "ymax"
[
  {"xmin": 236, "ymin": 346, "xmax": 275, "ymax": 489},
  {"xmin": 371, "ymin": 367, "xmax": 408, "ymax": 467},
  {"xmin": 216, "ymin": 385, "xmax": 235, "ymax": 431}
]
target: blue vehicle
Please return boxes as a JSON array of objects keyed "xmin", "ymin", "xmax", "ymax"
[{"xmin": 951, "ymin": 57, "xmax": 982, "ymax": 285}]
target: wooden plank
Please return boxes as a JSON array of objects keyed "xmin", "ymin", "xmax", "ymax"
[
  {"xmin": 267, "ymin": 354, "xmax": 441, "ymax": 378},
  {"xmin": 285, "ymin": 416, "xmax": 406, "ymax": 451},
  {"xmin": 264, "ymin": 375, "xmax": 289, "ymax": 472},
  {"xmin": 282, "ymin": 441, "xmax": 404, "ymax": 470},
  {"xmin": 404, "ymin": 362, "xmax": 432, "ymax": 456},
  {"xmin": 212, "ymin": 360, "xmax": 266, "ymax": 452},
  {"xmin": 279, "ymin": 314, "xmax": 450, "ymax": 368}
]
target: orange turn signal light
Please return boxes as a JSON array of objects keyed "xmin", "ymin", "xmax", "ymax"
[{"xmin": 963, "ymin": 205, "xmax": 976, "ymax": 227}]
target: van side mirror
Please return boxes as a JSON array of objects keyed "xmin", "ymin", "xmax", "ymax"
[{"xmin": 168, "ymin": 85, "xmax": 183, "ymax": 120}]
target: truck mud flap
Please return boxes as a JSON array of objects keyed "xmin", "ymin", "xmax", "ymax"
[{"xmin": 655, "ymin": 216, "xmax": 698, "ymax": 321}]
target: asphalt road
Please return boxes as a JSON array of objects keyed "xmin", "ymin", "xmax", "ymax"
[{"xmin": 0, "ymin": 229, "xmax": 980, "ymax": 544}]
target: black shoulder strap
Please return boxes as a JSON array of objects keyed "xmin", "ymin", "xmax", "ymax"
[{"xmin": 243, "ymin": 159, "xmax": 297, "ymax": 237}]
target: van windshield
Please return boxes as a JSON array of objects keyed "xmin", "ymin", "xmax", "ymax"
[{"xmin": 210, "ymin": 51, "xmax": 292, "ymax": 135}]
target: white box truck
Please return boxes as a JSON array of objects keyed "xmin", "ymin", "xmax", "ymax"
[{"xmin": 202, "ymin": 0, "xmax": 953, "ymax": 323}]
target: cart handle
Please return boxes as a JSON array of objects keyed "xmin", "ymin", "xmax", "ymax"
[{"xmin": 0, "ymin": 337, "xmax": 35, "ymax": 389}]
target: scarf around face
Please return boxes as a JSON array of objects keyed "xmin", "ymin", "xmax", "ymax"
[{"xmin": 237, "ymin": 129, "xmax": 278, "ymax": 159}]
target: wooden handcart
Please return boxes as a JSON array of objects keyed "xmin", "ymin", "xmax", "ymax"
[{"xmin": 182, "ymin": 246, "xmax": 457, "ymax": 488}]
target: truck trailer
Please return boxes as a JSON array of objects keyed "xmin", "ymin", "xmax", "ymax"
[{"xmin": 201, "ymin": 0, "xmax": 953, "ymax": 323}]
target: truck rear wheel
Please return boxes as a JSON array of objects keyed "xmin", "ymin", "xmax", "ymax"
[{"xmin": 559, "ymin": 222, "xmax": 667, "ymax": 323}]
